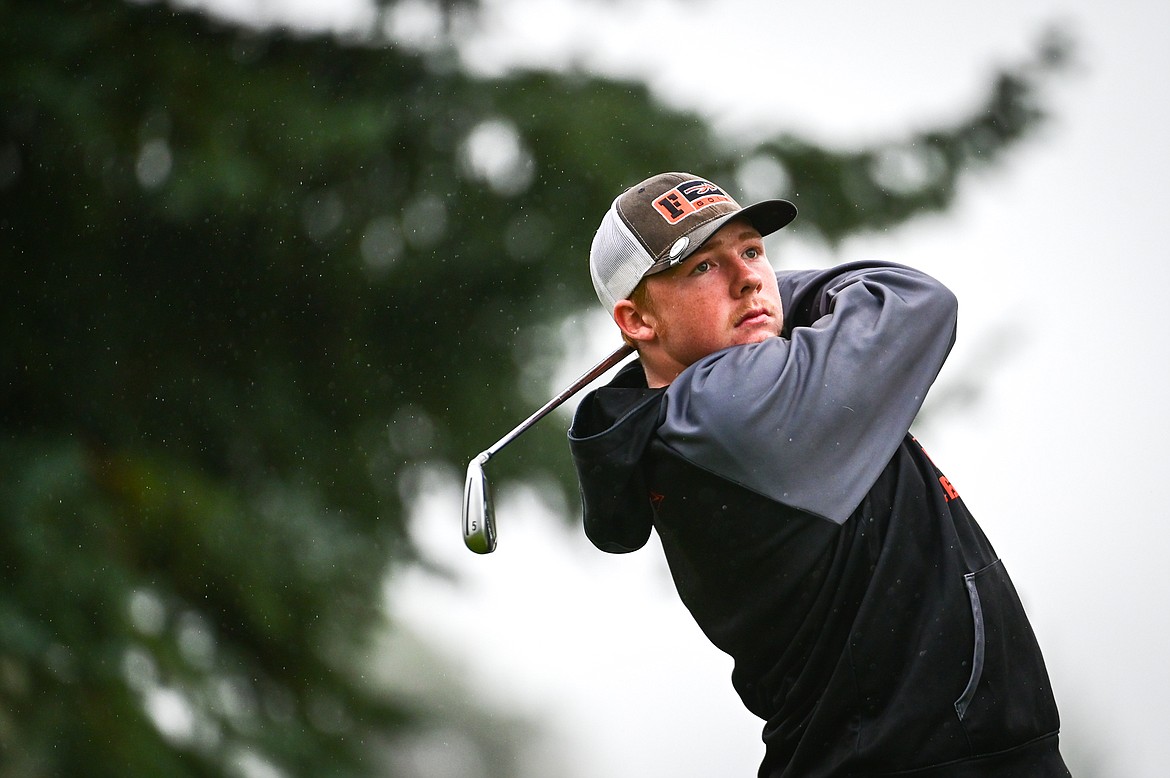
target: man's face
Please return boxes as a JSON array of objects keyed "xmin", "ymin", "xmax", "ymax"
[{"xmin": 637, "ymin": 218, "xmax": 784, "ymax": 375}]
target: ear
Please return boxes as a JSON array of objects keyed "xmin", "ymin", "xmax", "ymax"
[{"xmin": 613, "ymin": 299, "xmax": 657, "ymax": 345}]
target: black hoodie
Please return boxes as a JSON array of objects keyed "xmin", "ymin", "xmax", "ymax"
[{"xmin": 568, "ymin": 262, "xmax": 1068, "ymax": 777}]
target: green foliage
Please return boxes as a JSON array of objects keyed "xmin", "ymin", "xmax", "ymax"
[{"xmin": 0, "ymin": 0, "xmax": 1068, "ymax": 774}]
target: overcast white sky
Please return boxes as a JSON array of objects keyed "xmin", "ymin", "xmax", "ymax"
[{"xmin": 186, "ymin": 0, "xmax": 1170, "ymax": 775}]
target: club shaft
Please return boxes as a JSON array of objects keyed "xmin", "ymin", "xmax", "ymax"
[{"xmin": 480, "ymin": 344, "xmax": 634, "ymax": 461}]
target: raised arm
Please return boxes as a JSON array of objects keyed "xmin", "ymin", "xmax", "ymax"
[{"xmin": 660, "ymin": 261, "xmax": 958, "ymax": 524}]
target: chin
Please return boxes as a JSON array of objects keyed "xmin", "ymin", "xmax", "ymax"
[{"xmin": 741, "ymin": 331, "xmax": 779, "ymax": 345}]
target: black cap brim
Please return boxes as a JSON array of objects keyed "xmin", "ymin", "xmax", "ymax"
[{"xmin": 733, "ymin": 198, "xmax": 798, "ymax": 238}]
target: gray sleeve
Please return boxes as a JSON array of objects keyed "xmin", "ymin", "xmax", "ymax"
[{"xmin": 659, "ymin": 262, "xmax": 958, "ymax": 524}]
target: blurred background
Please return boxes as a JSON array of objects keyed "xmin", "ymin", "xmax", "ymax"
[{"xmin": 3, "ymin": 0, "xmax": 1168, "ymax": 776}]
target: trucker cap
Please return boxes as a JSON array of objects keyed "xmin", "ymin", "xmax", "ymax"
[{"xmin": 589, "ymin": 171, "xmax": 797, "ymax": 312}]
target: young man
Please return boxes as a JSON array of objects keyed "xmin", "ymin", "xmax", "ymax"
[{"xmin": 568, "ymin": 172, "xmax": 1071, "ymax": 777}]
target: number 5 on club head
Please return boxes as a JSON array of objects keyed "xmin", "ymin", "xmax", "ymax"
[{"xmin": 461, "ymin": 344, "xmax": 634, "ymax": 554}]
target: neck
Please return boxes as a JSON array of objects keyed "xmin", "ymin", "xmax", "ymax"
[{"xmin": 639, "ymin": 350, "xmax": 686, "ymax": 388}]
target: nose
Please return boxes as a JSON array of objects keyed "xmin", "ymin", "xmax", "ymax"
[{"xmin": 730, "ymin": 254, "xmax": 764, "ymax": 297}]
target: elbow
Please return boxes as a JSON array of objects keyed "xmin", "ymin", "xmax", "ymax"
[
  {"xmin": 927, "ymin": 278, "xmax": 960, "ymax": 348},
  {"xmin": 938, "ymin": 282, "xmax": 959, "ymax": 328},
  {"xmin": 893, "ymin": 269, "xmax": 959, "ymax": 346},
  {"xmin": 916, "ymin": 272, "xmax": 958, "ymax": 328}
]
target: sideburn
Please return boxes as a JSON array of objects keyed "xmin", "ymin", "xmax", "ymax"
[{"xmin": 629, "ymin": 281, "xmax": 667, "ymax": 340}]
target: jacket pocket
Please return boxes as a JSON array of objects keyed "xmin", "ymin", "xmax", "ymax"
[
  {"xmin": 953, "ymin": 559, "xmax": 1061, "ymax": 752},
  {"xmin": 954, "ymin": 569, "xmax": 986, "ymax": 721}
]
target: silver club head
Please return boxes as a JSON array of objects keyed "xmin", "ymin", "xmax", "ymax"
[
  {"xmin": 460, "ymin": 343, "xmax": 634, "ymax": 554},
  {"xmin": 462, "ymin": 452, "xmax": 495, "ymax": 554}
]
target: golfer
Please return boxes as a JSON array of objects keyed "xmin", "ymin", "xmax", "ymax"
[{"xmin": 568, "ymin": 172, "xmax": 1071, "ymax": 776}]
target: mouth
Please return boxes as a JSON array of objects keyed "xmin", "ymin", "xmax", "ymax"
[{"xmin": 736, "ymin": 307, "xmax": 772, "ymax": 328}]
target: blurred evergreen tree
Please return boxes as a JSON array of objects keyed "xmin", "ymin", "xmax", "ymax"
[{"xmin": 0, "ymin": 0, "xmax": 1068, "ymax": 775}]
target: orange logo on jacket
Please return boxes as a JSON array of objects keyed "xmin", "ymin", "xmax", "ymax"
[{"xmin": 911, "ymin": 436, "xmax": 961, "ymax": 503}]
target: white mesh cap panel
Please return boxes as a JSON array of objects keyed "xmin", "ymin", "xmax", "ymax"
[{"xmin": 589, "ymin": 204, "xmax": 654, "ymax": 313}]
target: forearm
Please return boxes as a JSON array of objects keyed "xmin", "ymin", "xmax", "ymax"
[{"xmin": 777, "ymin": 260, "xmax": 954, "ymax": 334}]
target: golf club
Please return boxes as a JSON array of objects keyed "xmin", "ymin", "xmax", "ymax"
[{"xmin": 463, "ymin": 343, "xmax": 635, "ymax": 553}]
